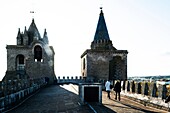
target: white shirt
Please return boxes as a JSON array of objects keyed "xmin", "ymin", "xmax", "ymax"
[{"xmin": 105, "ymin": 81, "xmax": 111, "ymax": 91}]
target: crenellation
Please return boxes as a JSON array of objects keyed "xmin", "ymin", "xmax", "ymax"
[
  {"xmin": 130, "ymin": 81, "xmax": 135, "ymax": 93},
  {"xmin": 141, "ymin": 82, "xmax": 149, "ymax": 95},
  {"xmin": 149, "ymin": 82, "xmax": 157, "ymax": 97},
  {"xmin": 158, "ymin": 85, "xmax": 167, "ymax": 99},
  {"xmin": 121, "ymin": 80, "xmax": 169, "ymax": 100},
  {"xmin": 136, "ymin": 82, "xmax": 142, "ymax": 94}
]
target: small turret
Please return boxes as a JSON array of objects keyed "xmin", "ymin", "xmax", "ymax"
[
  {"xmin": 17, "ymin": 28, "xmax": 23, "ymax": 45},
  {"xmin": 91, "ymin": 8, "xmax": 116, "ymax": 50},
  {"xmin": 27, "ymin": 18, "xmax": 41, "ymax": 44},
  {"xmin": 43, "ymin": 29, "xmax": 49, "ymax": 44},
  {"xmin": 23, "ymin": 26, "xmax": 29, "ymax": 45}
]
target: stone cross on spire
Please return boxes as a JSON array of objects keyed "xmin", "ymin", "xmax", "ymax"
[
  {"xmin": 30, "ymin": 10, "xmax": 35, "ymax": 18},
  {"xmin": 30, "ymin": 0, "xmax": 36, "ymax": 18}
]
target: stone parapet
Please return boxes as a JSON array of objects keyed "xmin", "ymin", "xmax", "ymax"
[
  {"xmin": 120, "ymin": 80, "xmax": 168, "ymax": 99},
  {"xmin": 113, "ymin": 80, "xmax": 170, "ymax": 111}
]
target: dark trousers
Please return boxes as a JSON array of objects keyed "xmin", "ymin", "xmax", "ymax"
[
  {"xmin": 107, "ymin": 90, "xmax": 110, "ymax": 99},
  {"xmin": 115, "ymin": 91, "xmax": 120, "ymax": 101}
]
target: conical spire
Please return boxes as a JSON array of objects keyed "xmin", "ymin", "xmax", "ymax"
[
  {"xmin": 94, "ymin": 7, "xmax": 110, "ymax": 41},
  {"xmin": 28, "ymin": 18, "xmax": 41, "ymax": 43},
  {"xmin": 23, "ymin": 26, "xmax": 29, "ymax": 45},
  {"xmin": 16, "ymin": 28, "xmax": 22, "ymax": 45},
  {"xmin": 43, "ymin": 29, "xmax": 49, "ymax": 44},
  {"xmin": 17, "ymin": 28, "xmax": 21, "ymax": 37},
  {"xmin": 91, "ymin": 8, "xmax": 116, "ymax": 50},
  {"xmin": 24, "ymin": 26, "xmax": 27, "ymax": 35}
]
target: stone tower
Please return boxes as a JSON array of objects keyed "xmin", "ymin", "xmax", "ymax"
[
  {"xmin": 3, "ymin": 19, "xmax": 56, "ymax": 84},
  {"xmin": 81, "ymin": 8, "xmax": 128, "ymax": 81}
]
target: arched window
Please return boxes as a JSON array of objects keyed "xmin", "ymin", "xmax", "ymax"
[
  {"xmin": 16, "ymin": 54, "xmax": 25, "ymax": 70},
  {"xmin": 83, "ymin": 58, "xmax": 86, "ymax": 70},
  {"xmin": 34, "ymin": 45, "xmax": 43, "ymax": 62}
]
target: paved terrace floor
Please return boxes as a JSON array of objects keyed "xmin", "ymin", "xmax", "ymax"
[{"xmin": 7, "ymin": 84, "xmax": 168, "ymax": 113}]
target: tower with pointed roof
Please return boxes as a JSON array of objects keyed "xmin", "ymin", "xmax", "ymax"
[
  {"xmin": 3, "ymin": 19, "xmax": 56, "ymax": 84},
  {"xmin": 81, "ymin": 8, "xmax": 128, "ymax": 81}
]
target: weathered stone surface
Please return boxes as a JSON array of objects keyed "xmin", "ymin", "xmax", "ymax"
[
  {"xmin": 125, "ymin": 81, "xmax": 130, "ymax": 92},
  {"xmin": 141, "ymin": 82, "xmax": 149, "ymax": 95},
  {"xmin": 158, "ymin": 84, "xmax": 167, "ymax": 99},
  {"xmin": 135, "ymin": 82, "xmax": 141, "ymax": 94},
  {"xmin": 149, "ymin": 82, "xmax": 157, "ymax": 97},
  {"xmin": 81, "ymin": 50, "xmax": 127, "ymax": 81},
  {"xmin": 130, "ymin": 81, "xmax": 135, "ymax": 93}
]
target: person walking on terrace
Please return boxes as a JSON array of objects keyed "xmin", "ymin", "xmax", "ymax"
[
  {"xmin": 105, "ymin": 80, "xmax": 111, "ymax": 99},
  {"xmin": 114, "ymin": 80, "xmax": 121, "ymax": 101}
]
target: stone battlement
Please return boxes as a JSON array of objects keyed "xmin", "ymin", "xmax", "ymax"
[
  {"xmin": 57, "ymin": 76, "xmax": 84, "ymax": 84},
  {"xmin": 115, "ymin": 80, "xmax": 170, "ymax": 110}
]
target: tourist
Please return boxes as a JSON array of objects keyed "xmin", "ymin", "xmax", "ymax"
[
  {"xmin": 105, "ymin": 80, "xmax": 111, "ymax": 99},
  {"xmin": 114, "ymin": 80, "xmax": 121, "ymax": 101}
]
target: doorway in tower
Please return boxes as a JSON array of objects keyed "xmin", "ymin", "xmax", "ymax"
[{"xmin": 109, "ymin": 56, "xmax": 123, "ymax": 80}]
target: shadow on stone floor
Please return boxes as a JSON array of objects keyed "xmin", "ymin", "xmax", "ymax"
[
  {"xmin": 7, "ymin": 85, "xmax": 118, "ymax": 113},
  {"xmin": 103, "ymin": 98, "xmax": 161, "ymax": 113}
]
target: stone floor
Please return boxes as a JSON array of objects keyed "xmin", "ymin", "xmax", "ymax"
[
  {"xmin": 102, "ymin": 91, "xmax": 167, "ymax": 113},
  {"xmin": 6, "ymin": 84, "xmax": 168, "ymax": 113}
]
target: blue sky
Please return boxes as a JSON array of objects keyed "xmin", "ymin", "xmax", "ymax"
[{"xmin": 0, "ymin": 0, "xmax": 170, "ymax": 79}]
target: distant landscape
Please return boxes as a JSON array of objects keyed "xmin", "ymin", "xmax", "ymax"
[{"xmin": 128, "ymin": 75, "xmax": 170, "ymax": 82}]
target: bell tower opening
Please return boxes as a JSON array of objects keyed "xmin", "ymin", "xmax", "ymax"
[{"xmin": 34, "ymin": 45, "xmax": 43, "ymax": 62}]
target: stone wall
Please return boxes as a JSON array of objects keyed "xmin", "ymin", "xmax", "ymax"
[
  {"xmin": 5, "ymin": 43, "xmax": 56, "ymax": 84},
  {"xmin": 0, "ymin": 78, "xmax": 46, "ymax": 112},
  {"xmin": 6, "ymin": 47, "xmax": 31, "ymax": 71}
]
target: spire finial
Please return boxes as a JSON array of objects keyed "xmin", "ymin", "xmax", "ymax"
[
  {"xmin": 32, "ymin": 18, "xmax": 35, "ymax": 23},
  {"xmin": 44, "ymin": 28, "xmax": 47, "ymax": 34},
  {"xmin": 30, "ymin": 11, "xmax": 35, "ymax": 19},
  {"xmin": 100, "ymin": 7, "xmax": 103, "ymax": 15}
]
